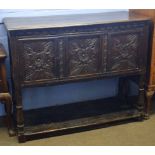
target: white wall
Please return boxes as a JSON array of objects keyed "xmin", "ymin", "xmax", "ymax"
[{"xmin": 0, "ymin": 9, "xmax": 127, "ymax": 23}]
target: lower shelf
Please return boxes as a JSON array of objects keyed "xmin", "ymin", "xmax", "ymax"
[
  {"xmin": 22, "ymin": 97, "xmax": 142, "ymax": 141},
  {"xmin": 25, "ymin": 109, "xmax": 140, "ymax": 133}
]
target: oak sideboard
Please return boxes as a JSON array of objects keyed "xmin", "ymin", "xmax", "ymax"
[{"xmin": 4, "ymin": 11, "xmax": 153, "ymax": 142}]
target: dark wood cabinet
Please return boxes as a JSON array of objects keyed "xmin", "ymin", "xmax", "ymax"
[{"xmin": 4, "ymin": 11, "xmax": 153, "ymax": 142}]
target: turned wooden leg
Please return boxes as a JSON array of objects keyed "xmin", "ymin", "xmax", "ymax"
[
  {"xmin": 1, "ymin": 93, "xmax": 15, "ymax": 136},
  {"xmin": 145, "ymin": 90, "xmax": 154, "ymax": 119},
  {"xmin": 5, "ymin": 98, "xmax": 15, "ymax": 136},
  {"xmin": 15, "ymin": 90, "xmax": 26, "ymax": 143},
  {"xmin": 137, "ymin": 76, "xmax": 145, "ymax": 120}
]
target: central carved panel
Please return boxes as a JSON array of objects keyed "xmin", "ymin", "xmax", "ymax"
[
  {"xmin": 68, "ymin": 37, "xmax": 100, "ymax": 76},
  {"xmin": 107, "ymin": 33, "xmax": 139, "ymax": 72},
  {"xmin": 21, "ymin": 40, "xmax": 57, "ymax": 81}
]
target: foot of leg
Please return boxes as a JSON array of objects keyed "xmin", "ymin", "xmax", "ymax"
[{"xmin": 4, "ymin": 96, "xmax": 16, "ymax": 136}]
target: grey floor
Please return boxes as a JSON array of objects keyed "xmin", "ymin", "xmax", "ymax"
[{"xmin": 0, "ymin": 103, "xmax": 155, "ymax": 146}]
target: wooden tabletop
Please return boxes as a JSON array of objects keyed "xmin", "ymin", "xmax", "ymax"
[
  {"xmin": 3, "ymin": 11, "xmax": 151, "ymax": 31},
  {"xmin": 0, "ymin": 43, "xmax": 7, "ymax": 59}
]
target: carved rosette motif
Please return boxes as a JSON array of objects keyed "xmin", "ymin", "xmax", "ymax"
[
  {"xmin": 22, "ymin": 40, "xmax": 56, "ymax": 81},
  {"xmin": 108, "ymin": 33, "xmax": 139, "ymax": 71},
  {"xmin": 68, "ymin": 37, "xmax": 99, "ymax": 76}
]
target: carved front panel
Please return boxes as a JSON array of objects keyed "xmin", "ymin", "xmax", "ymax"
[
  {"xmin": 107, "ymin": 32, "xmax": 140, "ymax": 72},
  {"xmin": 68, "ymin": 36, "xmax": 100, "ymax": 77},
  {"xmin": 19, "ymin": 39, "xmax": 58, "ymax": 82}
]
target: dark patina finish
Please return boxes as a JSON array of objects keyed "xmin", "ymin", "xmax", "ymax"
[{"xmin": 4, "ymin": 11, "xmax": 153, "ymax": 142}]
